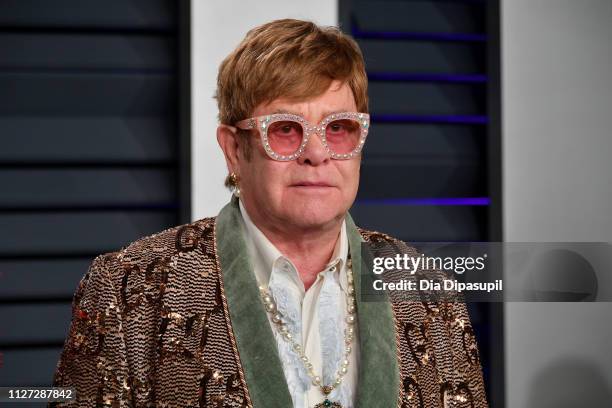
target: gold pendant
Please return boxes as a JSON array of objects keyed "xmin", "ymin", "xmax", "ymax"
[{"xmin": 314, "ymin": 399, "xmax": 342, "ymax": 408}]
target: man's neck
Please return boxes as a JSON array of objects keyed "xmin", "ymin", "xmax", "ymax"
[
  {"xmin": 268, "ymin": 225, "xmax": 341, "ymax": 291},
  {"xmin": 240, "ymin": 202, "xmax": 343, "ymax": 291}
]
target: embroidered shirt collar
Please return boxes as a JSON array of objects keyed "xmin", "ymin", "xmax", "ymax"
[{"xmin": 239, "ymin": 199, "xmax": 349, "ymax": 294}]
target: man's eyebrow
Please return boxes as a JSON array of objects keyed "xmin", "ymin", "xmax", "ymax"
[
  {"xmin": 271, "ymin": 109, "xmax": 303, "ymax": 116},
  {"xmin": 321, "ymin": 110, "xmax": 347, "ymax": 118},
  {"xmin": 271, "ymin": 109, "xmax": 352, "ymax": 118}
]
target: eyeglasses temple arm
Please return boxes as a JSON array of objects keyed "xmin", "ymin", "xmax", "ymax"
[{"xmin": 234, "ymin": 118, "xmax": 255, "ymax": 130}]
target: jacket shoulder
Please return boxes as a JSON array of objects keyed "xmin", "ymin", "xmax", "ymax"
[
  {"xmin": 357, "ymin": 227, "xmax": 421, "ymax": 257},
  {"xmin": 89, "ymin": 216, "xmax": 217, "ymax": 286},
  {"xmin": 358, "ymin": 227, "xmax": 400, "ymax": 244}
]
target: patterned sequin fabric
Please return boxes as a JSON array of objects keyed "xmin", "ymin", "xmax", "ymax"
[
  {"xmin": 359, "ymin": 230, "xmax": 488, "ymax": 408},
  {"xmin": 50, "ymin": 216, "xmax": 488, "ymax": 407}
]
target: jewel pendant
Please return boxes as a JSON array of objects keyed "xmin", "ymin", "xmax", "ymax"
[{"xmin": 314, "ymin": 399, "xmax": 342, "ymax": 408}]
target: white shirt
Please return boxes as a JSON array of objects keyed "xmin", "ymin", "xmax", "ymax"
[{"xmin": 238, "ymin": 200, "xmax": 359, "ymax": 408}]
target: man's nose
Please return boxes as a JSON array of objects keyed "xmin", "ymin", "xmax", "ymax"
[{"xmin": 296, "ymin": 128, "xmax": 330, "ymax": 165}]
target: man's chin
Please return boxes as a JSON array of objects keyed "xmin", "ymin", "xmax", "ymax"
[{"xmin": 283, "ymin": 206, "xmax": 345, "ymax": 231}]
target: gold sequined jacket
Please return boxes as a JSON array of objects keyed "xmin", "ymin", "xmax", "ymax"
[{"xmin": 51, "ymin": 197, "xmax": 488, "ymax": 407}]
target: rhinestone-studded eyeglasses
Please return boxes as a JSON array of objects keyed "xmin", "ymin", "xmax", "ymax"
[{"xmin": 234, "ymin": 112, "xmax": 370, "ymax": 161}]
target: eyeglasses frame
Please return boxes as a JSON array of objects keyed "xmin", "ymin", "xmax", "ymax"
[{"xmin": 233, "ymin": 111, "xmax": 370, "ymax": 161}]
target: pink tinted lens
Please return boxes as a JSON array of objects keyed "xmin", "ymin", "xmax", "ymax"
[
  {"xmin": 325, "ymin": 119, "xmax": 362, "ymax": 154},
  {"xmin": 266, "ymin": 120, "xmax": 304, "ymax": 155}
]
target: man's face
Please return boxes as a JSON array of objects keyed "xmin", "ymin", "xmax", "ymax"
[{"xmin": 235, "ymin": 80, "xmax": 361, "ymax": 232}]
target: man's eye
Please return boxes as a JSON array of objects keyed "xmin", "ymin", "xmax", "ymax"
[{"xmin": 270, "ymin": 121, "xmax": 300, "ymax": 135}]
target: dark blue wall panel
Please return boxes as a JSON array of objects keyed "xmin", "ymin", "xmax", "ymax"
[{"xmin": 0, "ymin": 0, "xmax": 187, "ymax": 390}]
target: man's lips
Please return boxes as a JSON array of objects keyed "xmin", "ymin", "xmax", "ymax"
[{"xmin": 290, "ymin": 181, "xmax": 334, "ymax": 187}]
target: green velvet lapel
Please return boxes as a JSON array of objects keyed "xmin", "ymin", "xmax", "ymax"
[
  {"xmin": 215, "ymin": 197, "xmax": 399, "ymax": 407},
  {"xmin": 215, "ymin": 197, "xmax": 293, "ymax": 408},
  {"xmin": 345, "ymin": 213, "xmax": 400, "ymax": 408}
]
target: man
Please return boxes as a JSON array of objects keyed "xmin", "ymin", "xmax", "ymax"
[{"xmin": 52, "ymin": 19, "xmax": 488, "ymax": 408}]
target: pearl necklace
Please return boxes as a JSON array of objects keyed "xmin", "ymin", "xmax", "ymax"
[{"xmin": 258, "ymin": 257, "xmax": 356, "ymax": 408}]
